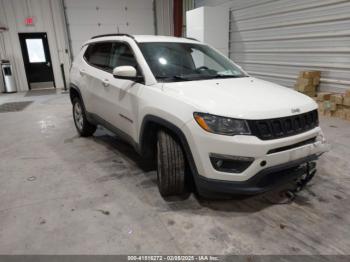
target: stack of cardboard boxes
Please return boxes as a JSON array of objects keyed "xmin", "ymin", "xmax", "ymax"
[
  {"xmin": 294, "ymin": 70, "xmax": 350, "ymax": 121},
  {"xmin": 316, "ymin": 90, "xmax": 350, "ymax": 121},
  {"xmin": 294, "ymin": 71, "xmax": 321, "ymax": 98}
]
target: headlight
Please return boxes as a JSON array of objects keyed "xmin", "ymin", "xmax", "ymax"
[{"xmin": 194, "ymin": 112, "xmax": 251, "ymax": 136}]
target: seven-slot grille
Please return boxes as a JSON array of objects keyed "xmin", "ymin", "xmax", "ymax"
[{"xmin": 247, "ymin": 110, "xmax": 319, "ymax": 140}]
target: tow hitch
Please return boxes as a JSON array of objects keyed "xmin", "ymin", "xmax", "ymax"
[
  {"xmin": 263, "ymin": 161, "xmax": 317, "ymax": 205},
  {"xmin": 285, "ymin": 162, "xmax": 317, "ymax": 201}
]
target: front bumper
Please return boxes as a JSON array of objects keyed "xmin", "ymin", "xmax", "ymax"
[
  {"xmin": 194, "ymin": 155, "xmax": 318, "ymax": 195},
  {"xmin": 183, "ymin": 119, "xmax": 330, "ymax": 192}
]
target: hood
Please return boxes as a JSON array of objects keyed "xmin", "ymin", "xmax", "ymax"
[{"xmin": 162, "ymin": 77, "xmax": 317, "ymax": 120}]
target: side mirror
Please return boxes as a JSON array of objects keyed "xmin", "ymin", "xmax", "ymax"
[{"xmin": 113, "ymin": 66, "xmax": 143, "ymax": 82}]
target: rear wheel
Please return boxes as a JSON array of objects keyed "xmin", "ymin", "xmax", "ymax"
[
  {"xmin": 72, "ymin": 97, "xmax": 96, "ymax": 137},
  {"xmin": 156, "ymin": 130, "xmax": 188, "ymax": 197}
]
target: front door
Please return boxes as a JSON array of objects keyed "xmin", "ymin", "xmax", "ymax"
[
  {"xmin": 107, "ymin": 42, "xmax": 143, "ymax": 141},
  {"xmin": 19, "ymin": 33, "xmax": 55, "ymax": 89}
]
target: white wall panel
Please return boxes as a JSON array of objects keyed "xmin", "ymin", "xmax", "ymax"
[
  {"xmin": 64, "ymin": 0, "xmax": 154, "ymax": 58},
  {"xmin": 196, "ymin": 0, "xmax": 350, "ymax": 93},
  {"xmin": 187, "ymin": 6, "xmax": 229, "ymax": 56},
  {"xmin": 0, "ymin": 0, "xmax": 71, "ymax": 91},
  {"xmin": 154, "ymin": 0, "xmax": 174, "ymax": 36},
  {"xmin": 64, "ymin": 0, "xmax": 125, "ymax": 9}
]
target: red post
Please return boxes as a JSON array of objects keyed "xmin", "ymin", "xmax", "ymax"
[{"xmin": 173, "ymin": 0, "xmax": 183, "ymax": 37}]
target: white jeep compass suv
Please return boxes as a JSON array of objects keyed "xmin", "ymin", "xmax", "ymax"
[{"xmin": 70, "ymin": 34, "xmax": 329, "ymax": 198}]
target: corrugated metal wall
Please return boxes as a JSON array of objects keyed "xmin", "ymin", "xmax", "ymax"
[{"xmin": 228, "ymin": 0, "xmax": 350, "ymax": 92}]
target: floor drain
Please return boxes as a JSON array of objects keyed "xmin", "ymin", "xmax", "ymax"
[{"xmin": 27, "ymin": 176, "xmax": 37, "ymax": 181}]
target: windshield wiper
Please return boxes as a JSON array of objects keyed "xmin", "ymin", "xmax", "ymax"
[
  {"xmin": 156, "ymin": 75, "xmax": 192, "ymax": 82},
  {"xmin": 157, "ymin": 74, "xmax": 248, "ymax": 82},
  {"xmin": 211, "ymin": 74, "xmax": 247, "ymax": 79}
]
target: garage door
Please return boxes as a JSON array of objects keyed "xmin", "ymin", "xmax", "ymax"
[
  {"xmin": 228, "ymin": 0, "xmax": 350, "ymax": 92},
  {"xmin": 64, "ymin": 0, "xmax": 155, "ymax": 58}
]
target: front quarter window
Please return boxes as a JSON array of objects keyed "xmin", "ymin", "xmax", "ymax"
[{"xmin": 138, "ymin": 42, "xmax": 247, "ymax": 82}]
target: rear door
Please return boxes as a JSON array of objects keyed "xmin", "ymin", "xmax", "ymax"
[{"xmin": 82, "ymin": 42, "xmax": 114, "ymax": 118}]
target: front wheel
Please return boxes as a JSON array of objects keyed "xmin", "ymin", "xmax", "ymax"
[
  {"xmin": 72, "ymin": 97, "xmax": 96, "ymax": 137},
  {"xmin": 156, "ymin": 130, "xmax": 188, "ymax": 197}
]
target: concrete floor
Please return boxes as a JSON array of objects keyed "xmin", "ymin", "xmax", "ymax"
[{"xmin": 0, "ymin": 89, "xmax": 349, "ymax": 255}]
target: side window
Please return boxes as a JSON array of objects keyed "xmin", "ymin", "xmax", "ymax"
[
  {"xmin": 109, "ymin": 43, "xmax": 140, "ymax": 74},
  {"xmin": 84, "ymin": 42, "xmax": 113, "ymax": 71}
]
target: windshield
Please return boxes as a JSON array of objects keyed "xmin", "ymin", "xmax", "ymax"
[{"xmin": 138, "ymin": 42, "xmax": 248, "ymax": 82}]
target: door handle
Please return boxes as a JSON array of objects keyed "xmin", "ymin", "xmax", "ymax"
[
  {"xmin": 102, "ymin": 79, "xmax": 109, "ymax": 87},
  {"xmin": 79, "ymin": 69, "xmax": 86, "ymax": 76}
]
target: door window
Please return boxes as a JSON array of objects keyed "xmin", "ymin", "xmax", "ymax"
[
  {"xmin": 84, "ymin": 42, "xmax": 113, "ymax": 71},
  {"xmin": 109, "ymin": 43, "xmax": 139, "ymax": 72},
  {"xmin": 25, "ymin": 39, "xmax": 46, "ymax": 63}
]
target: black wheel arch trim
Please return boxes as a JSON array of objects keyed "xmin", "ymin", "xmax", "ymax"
[
  {"xmin": 69, "ymin": 84, "xmax": 93, "ymax": 123},
  {"xmin": 139, "ymin": 115, "xmax": 199, "ymax": 176},
  {"xmin": 69, "ymin": 83, "xmax": 82, "ymax": 103}
]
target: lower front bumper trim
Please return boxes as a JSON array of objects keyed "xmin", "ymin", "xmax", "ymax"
[{"xmin": 194, "ymin": 154, "xmax": 319, "ymax": 195}]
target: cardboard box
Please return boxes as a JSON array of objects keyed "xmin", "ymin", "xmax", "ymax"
[
  {"xmin": 343, "ymin": 97, "xmax": 350, "ymax": 107},
  {"xmin": 324, "ymin": 111, "xmax": 333, "ymax": 117},
  {"xmin": 334, "ymin": 109, "xmax": 346, "ymax": 119},
  {"xmin": 344, "ymin": 109, "xmax": 350, "ymax": 121},
  {"xmin": 297, "ymin": 89, "xmax": 316, "ymax": 97},
  {"xmin": 299, "ymin": 71, "xmax": 321, "ymax": 79},
  {"xmin": 302, "ymin": 91, "xmax": 316, "ymax": 97},
  {"xmin": 295, "ymin": 77, "xmax": 316, "ymax": 92},
  {"xmin": 318, "ymin": 103, "xmax": 325, "ymax": 115},
  {"xmin": 296, "ymin": 77, "xmax": 313, "ymax": 86},
  {"xmin": 295, "ymin": 71, "xmax": 321, "ymax": 93},
  {"xmin": 298, "ymin": 85, "xmax": 316, "ymax": 93},
  {"xmin": 345, "ymin": 89, "xmax": 350, "ymax": 98},
  {"xmin": 330, "ymin": 94, "xmax": 344, "ymax": 105},
  {"xmin": 317, "ymin": 92, "xmax": 332, "ymax": 101},
  {"xmin": 313, "ymin": 78, "xmax": 320, "ymax": 86},
  {"xmin": 323, "ymin": 101, "xmax": 336, "ymax": 112}
]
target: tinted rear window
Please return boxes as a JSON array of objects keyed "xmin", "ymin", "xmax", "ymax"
[{"xmin": 84, "ymin": 42, "xmax": 113, "ymax": 70}]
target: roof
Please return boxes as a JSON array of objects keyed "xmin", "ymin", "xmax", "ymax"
[
  {"xmin": 134, "ymin": 35, "xmax": 199, "ymax": 43},
  {"xmin": 87, "ymin": 34, "xmax": 201, "ymax": 45}
]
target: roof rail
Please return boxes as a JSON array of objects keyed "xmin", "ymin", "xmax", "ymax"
[
  {"xmin": 185, "ymin": 37, "xmax": 199, "ymax": 41},
  {"xmin": 91, "ymin": 33, "xmax": 135, "ymax": 40}
]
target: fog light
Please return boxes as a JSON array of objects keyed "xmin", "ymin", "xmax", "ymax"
[
  {"xmin": 216, "ymin": 159, "xmax": 224, "ymax": 168},
  {"xmin": 210, "ymin": 153, "xmax": 254, "ymax": 173}
]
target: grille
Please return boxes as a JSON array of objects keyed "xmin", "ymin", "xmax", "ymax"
[
  {"xmin": 267, "ymin": 137, "xmax": 317, "ymax": 154},
  {"xmin": 248, "ymin": 110, "xmax": 319, "ymax": 140}
]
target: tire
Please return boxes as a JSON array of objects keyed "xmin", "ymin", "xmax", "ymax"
[
  {"xmin": 156, "ymin": 130, "xmax": 188, "ymax": 197},
  {"xmin": 72, "ymin": 97, "xmax": 97, "ymax": 137}
]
